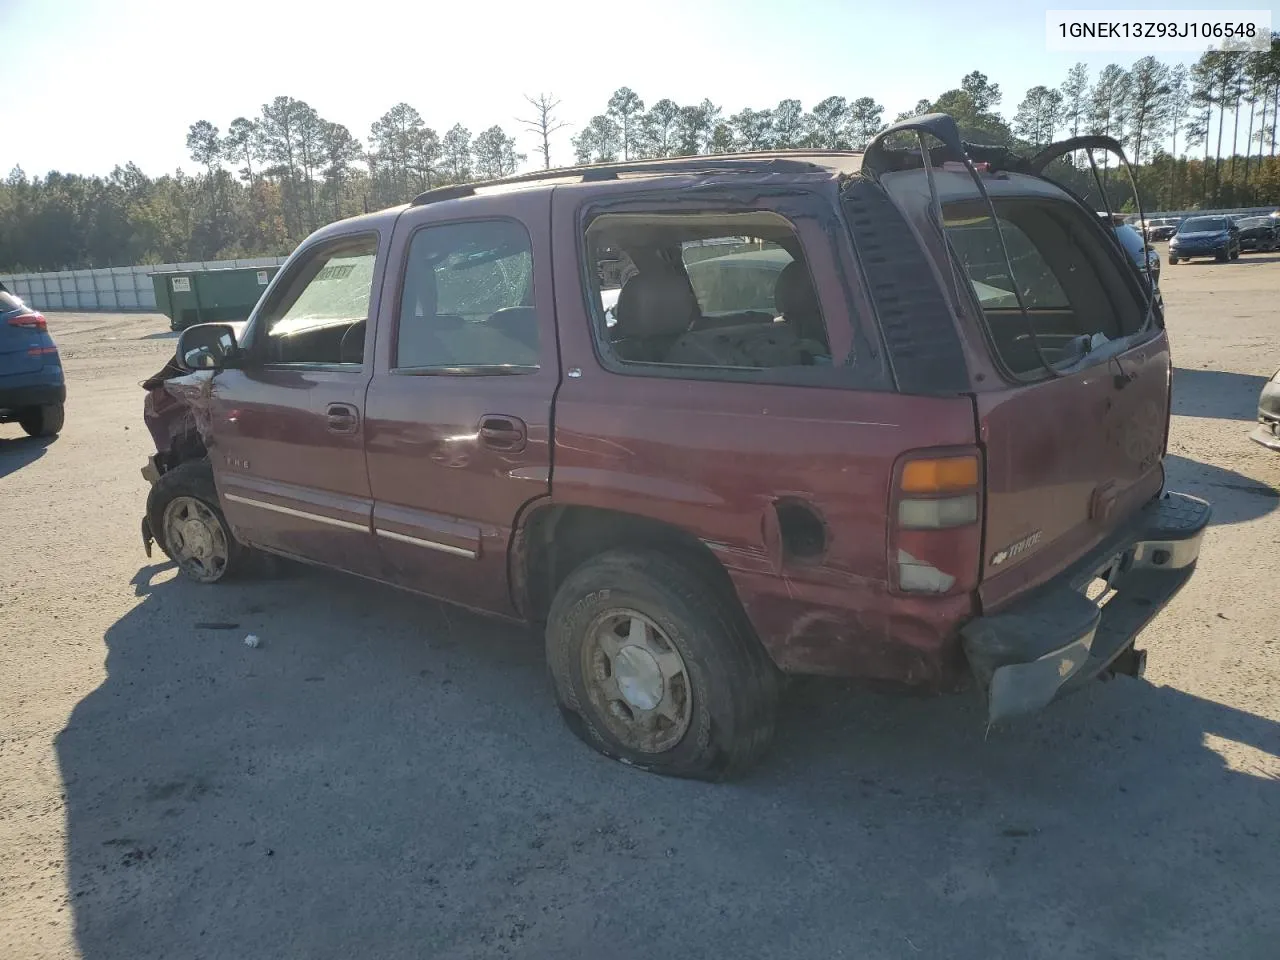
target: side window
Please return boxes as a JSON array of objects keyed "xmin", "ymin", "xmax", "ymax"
[
  {"xmin": 944, "ymin": 200, "xmax": 1143, "ymax": 377},
  {"xmin": 396, "ymin": 219, "xmax": 538, "ymax": 370},
  {"xmin": 260, "ymin": 236, "xmax": 377, "ymax": 365},
  {"xmin": 584, "ymin": 212, "xmax": 830, "ymax": 375}
]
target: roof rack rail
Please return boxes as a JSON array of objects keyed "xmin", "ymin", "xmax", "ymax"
[{"xmin": 409, "ymin": 154, "xmax": 835, "ymax": 206}]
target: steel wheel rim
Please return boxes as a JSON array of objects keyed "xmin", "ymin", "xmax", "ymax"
[
  {"xmin": 163, "ymin": 496, "xmax": 229, "ymax": 583},
  {"xmin": 581, "ymin": 609, "xmax": 692, "ymax": 754}
]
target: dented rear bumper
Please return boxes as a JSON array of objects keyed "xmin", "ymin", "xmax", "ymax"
[{"xmin": 961, "ymin": 491, "xmax": 1211, "ymax": 725}]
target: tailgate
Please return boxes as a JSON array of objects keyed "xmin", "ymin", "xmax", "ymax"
[
  {"xmin": 940, "ymin": 188, "xmax": 1170, "ymax": 612},
  {"xmin": 977, "ymin": 331, "xmax": 1170, "ymax": 610}
]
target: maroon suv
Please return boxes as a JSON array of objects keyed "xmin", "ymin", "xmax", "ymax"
[{"xmin": 141, "ymin": 116, "xmax": 1209, "ymax": 779}]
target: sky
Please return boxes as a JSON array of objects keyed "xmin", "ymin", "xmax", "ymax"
[{"xmin": 2, "ymin": 0, "xmax": 1278, "ymax": 178}]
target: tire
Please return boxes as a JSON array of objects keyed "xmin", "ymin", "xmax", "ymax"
[
  {"xmin": 18, "ymin": 403, "xmax": 64, "ymax": 438},
  {"xmin": 1168, "ymin": 257, "xmax": 1178, "ymax": 265},
  {"xmin": 546, "ymin": 548, "xmax": 780, "ymax": 780},
  {"xmin": 1230, "ymin": 247, "xmax": 1240, "ymax": 260},
  {"xmin": 146, "ymin": 459, "xmax": 247, "ymax": 583}
]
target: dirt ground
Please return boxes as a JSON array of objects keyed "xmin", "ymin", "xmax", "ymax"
[{"xmin": 2, "ymin": 253, "xmax": 1278, "ymax": 960}]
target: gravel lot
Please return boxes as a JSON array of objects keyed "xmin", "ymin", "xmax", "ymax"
[{"xmin": 2, "ymin": 254, "xmax": 1278, "ymax": 960}]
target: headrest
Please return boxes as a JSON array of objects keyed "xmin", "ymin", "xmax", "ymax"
[
  {"xmin": 774, "ymin": 260, "xmax": 819, "ymax": 321},
  {"xmin": 614, "ymin": 269, "xmax": 700, "ymax": 339}
]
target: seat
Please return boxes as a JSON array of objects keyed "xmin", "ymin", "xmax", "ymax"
[
  {"xmin": 609, "ymin": 268, "xmax": 701, "ymax": 363},
  {"xmin": 772, "ymin": 260, "xmax": 827, "ymax": 348}
]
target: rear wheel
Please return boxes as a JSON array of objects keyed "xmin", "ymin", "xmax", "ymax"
[
  {"xmin": 18, "ymin": 403, "xmax": 64, "ymax": 438},
  {"xmin": 146, "ymin": 460, "xmax": 247, "ymax": 583},
  {"xmin": 546, "ymin": 549, "xmax": 779, "ymax": 780}
]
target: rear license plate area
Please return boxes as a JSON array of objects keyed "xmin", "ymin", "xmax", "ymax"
[{"xmin": 1084, "ymin": 550, "xmax": 1133, "ymax": 607}]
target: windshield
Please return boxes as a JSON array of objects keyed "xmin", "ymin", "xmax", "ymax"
[{"xmin": 1180, "ymin": 217, "xmax": 1228, "ymax": 233}]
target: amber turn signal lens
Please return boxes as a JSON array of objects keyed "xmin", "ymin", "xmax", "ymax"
[{"xmin": 901, "ymin": 456, "xmax": 979, "ymax": 493}]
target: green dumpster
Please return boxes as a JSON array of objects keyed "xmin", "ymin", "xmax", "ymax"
[{"xmin": 151, "ymin": 265, "xmax": 280, "ymax": 331}]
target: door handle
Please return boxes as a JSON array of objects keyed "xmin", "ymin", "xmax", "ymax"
[
  {"xmin": 478, "ymin": 415, "xmax": 527, "ymax": 452},
  {"xmin": 326, "ymin": 403, "xmax": 359, "ymax": 434}
]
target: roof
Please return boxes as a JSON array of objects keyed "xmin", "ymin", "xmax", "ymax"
[{"xmin": 409, "ymin": 151, "xmax": 865, "ymax": 207}]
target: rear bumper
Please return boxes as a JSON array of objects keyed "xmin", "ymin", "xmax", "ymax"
[
  {"xmin": 0, "ymin": 380, "xmax": 66, "ymax": 413},
  {"xmin": 961, "ymin": 491, "xmax": 1211, "ymax": 725}
]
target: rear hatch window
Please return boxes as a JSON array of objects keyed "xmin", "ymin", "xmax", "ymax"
[{"xmin": 945, "ymin": 199, "xmax": 1148, "ymax": 377}]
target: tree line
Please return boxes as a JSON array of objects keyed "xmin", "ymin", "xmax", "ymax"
[{"xmin": 2, "ymin": 40, "xmax": 1278, "ymax": 274}]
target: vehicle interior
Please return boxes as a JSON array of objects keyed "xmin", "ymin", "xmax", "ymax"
[
  {"xmin": 396, "ymin": 220, "xmax": 539, "ymax": 370},
  {"xmin": 258, "ymin": 237, "xmax": 379, "ymax": 366},
  {"xmin": 944, "ymin": 198, "xmax": 1147, "ymax": 377},
  {"xmin": 585, "ymin": 211, "xmax": 831, "ymax": 370}
]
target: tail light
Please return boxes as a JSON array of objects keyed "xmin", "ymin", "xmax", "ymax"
[
  {"xmin": 890, "ymin": 448, "xmax": 983, "ymax": 595},
  {"xmin": 7, "ymin": 312, "xmax": 47, "ymax": 330}
]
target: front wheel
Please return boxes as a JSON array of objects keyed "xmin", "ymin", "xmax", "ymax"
[
  {"xmin": 546, "ymin": 549, "xmax": 779, "ymax": 780},
  {"xmin": 146, "ymin": 460, "xmax": 247, "ymax": 583},
  {"xmin": 19, "ymin": 402, "xmax": 64, "ymax": 438},
  {"xmin": 1168, "ymin": 257, "xmax": 1178, "ymax": 265}
]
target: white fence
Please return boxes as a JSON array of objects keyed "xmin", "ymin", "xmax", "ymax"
[{"xmin": 0, "ymin": 256, "xmax": 290, "ymax": 312}]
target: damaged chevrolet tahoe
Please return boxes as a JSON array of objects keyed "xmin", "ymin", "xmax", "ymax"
[{"xmin": 140, "ymin": 115, "xmax": 1209, "ymax": 779}]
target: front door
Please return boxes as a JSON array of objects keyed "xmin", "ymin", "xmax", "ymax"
[
  {"xmin": 363, "ymin": 193, "xmax": 559, "ymax": 615},
  {"xmin": 204, "ymin": 231, "xmax": 385, "ymax": 575}
]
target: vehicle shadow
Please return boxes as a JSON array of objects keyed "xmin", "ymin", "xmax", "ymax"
[
  {"xmin": 0, "ymin": 433, "xmax": 53, "ymax": 478},
  {"xmin": 59, "ymin": 563, "xmax": 1280, "ymax": 959},
  {"xmin": 1164, "ymin": 453, "xmax": 1278, "ymax": 525},
  {"xmin": 141, "ymin": 331, "xmax": 178, "ymax": 341},
  {"xmin": 1172, "ymin": 367, "xmax": 1268, "ymax": 421}
]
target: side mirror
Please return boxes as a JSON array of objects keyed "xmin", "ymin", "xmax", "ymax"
[{"xmin": 177, "ymin": 323, "xmax": 240, "ymax": 371}]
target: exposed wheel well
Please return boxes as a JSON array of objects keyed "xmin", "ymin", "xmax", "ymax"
[
  {"xmin": 156, "ymin": 426, "xmax": 208, "ymax": 475},
  {"xmin": 518, "ymin": 504, "xmax": 742, "ymax": 623}
]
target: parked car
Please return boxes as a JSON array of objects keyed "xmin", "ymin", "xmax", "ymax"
[
  {"xmin": 1144, "ymin": 218, "xmax": 1180, "ymax": 242},
  {"xmin": 1112, "ymin": 222, "xmax": 1162, "ymax": 287},
  {"xmin": 0, "ymin": 282, "xmax": 65, "ymax": 438},
  {"xmin": 1250, "ymin": 367, "xmax": 1280, "ymax": 452},
  {"xmin": 1168, "ymin": 216, "xmax": 1241, "ymax": 263},
  {"xmin": 1233, "ymin": 216, "xmax": 1280, "ymax": 253},
  {"xmin": 139, "ymin": 116, "xmax": 1209, "ymax": 779}
]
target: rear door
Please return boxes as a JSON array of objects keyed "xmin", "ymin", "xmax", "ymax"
[
  {"xmin": 363, "ymin": 191, "xmax": 558, "ymax": 615},
  {"xmin": 944, "ymin": 193, "xmax": 1170, "ymax": 610}
]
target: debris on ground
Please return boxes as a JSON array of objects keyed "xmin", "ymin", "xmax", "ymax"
[{"xmin": 243, "ymin": 634, "xmax": 261, "ymax": 649}]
